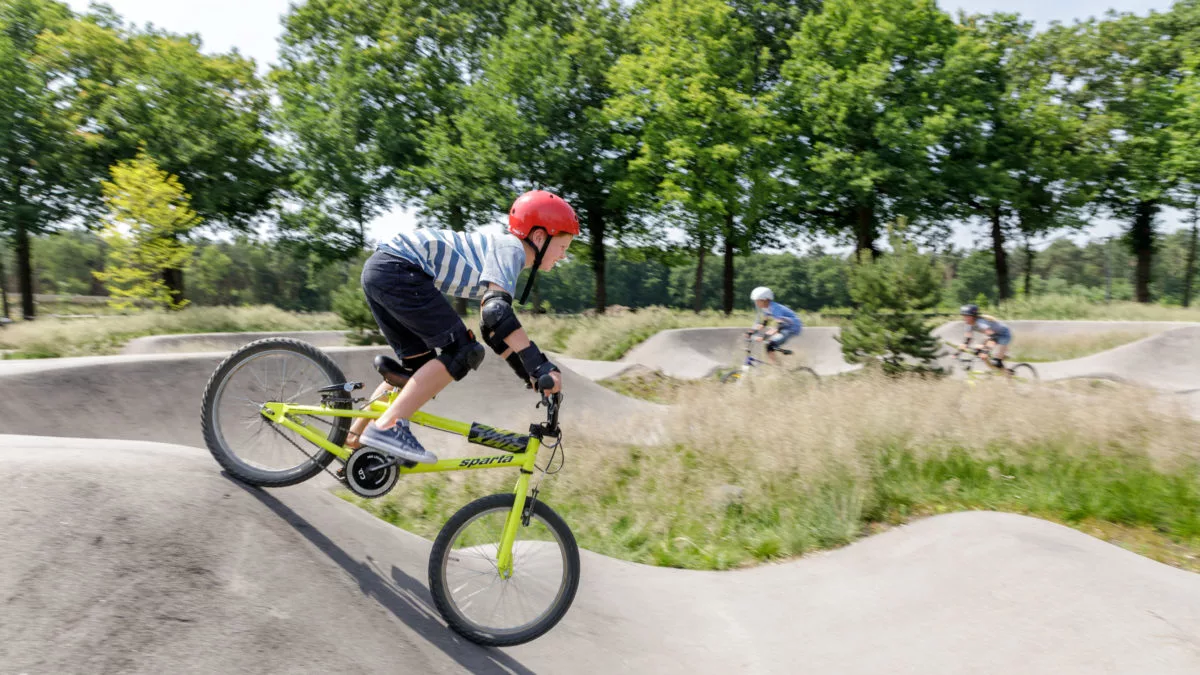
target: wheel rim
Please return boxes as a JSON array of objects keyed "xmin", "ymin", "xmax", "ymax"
[
  {"xmin": 440, "ymin": 506, "xmax": 570, "ymax": 637},
  {"xmin": 211, "ymin": 349, "xmax": 339, "ymax": 477}
]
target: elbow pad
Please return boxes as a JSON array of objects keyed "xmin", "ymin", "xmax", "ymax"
[{"xmin": 480, "ymin": 290, "xmax": 521, "ymax": 354}]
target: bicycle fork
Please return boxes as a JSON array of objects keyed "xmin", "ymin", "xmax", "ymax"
[{"xmin": 495, "ymin": 437, "xmax": 541, "ymax": 577}]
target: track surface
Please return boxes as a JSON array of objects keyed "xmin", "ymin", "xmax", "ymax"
[{"xmin": 2, "ymin": 321, "xmax": 1200, "ymax": 673}]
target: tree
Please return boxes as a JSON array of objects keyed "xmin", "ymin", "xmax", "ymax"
[
  {"xmin": 607, "ymin": 0, "xmax": 778, "ymax": 314},
  {"xmin": 1044, "ymin": 4, "xmax": 1200, "ymax": 302},
  {"xmin": 27, "ymin": 6, "xmax": 279, "ymax": 302},
  {"xmin": 777, "ymin": 0, "xmax": 960, "ymax": 256},
  {"xmin": 92, "ymin": 152, "xmax": 198, "ymax": 309},
  {"xmin": 838, "ymin": 224, "xmax": 943, "ymax": 375},
  {"xmin": 940, "ymin": 14, "xmax": 1092, "ymax": 301},
  {"xmin": 0, "ymin": 0, "xmax": 77, "ymax": 319},
  {"xmin": 1173, "ymin": 53, "xmax": 1200, "ymax": 306},
  {"xmin": 456, "ymin": 0, "xmax": 634, "ymax": 313}
]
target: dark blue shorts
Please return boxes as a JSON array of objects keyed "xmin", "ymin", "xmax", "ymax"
[{"xmin": 360, "ymin": 250, "xmax": 469, "ymax": 358}]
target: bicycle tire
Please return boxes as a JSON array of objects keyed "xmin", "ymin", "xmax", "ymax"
[
  {"xmin": 1009, "ymin": 362, "xmax": 1039, "ymax": 382},
  {"xmin": 200, "ymin": 338, "xmax": 350, "ymax": 487},
  {"xmin": 429, "ymin": 493, "xmax": 580, "ymax": 647},
  {"xmin": 788, "ymin": 365, "xmax": 821, "ymax": 386}
]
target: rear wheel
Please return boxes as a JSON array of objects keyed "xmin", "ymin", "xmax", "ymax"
[
  {"xmin": 719, "ymin": 369, "xmax": 744, "ymax": 385},
  {"xmin": 201, "ymin": 338, "xmax": 350, "ymax": 487},
  {"xmin": 429, "ymin": 493, "xmax": 580, "ymax": 647}
]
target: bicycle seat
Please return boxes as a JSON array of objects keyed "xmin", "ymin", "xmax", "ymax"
[{"xmin": 374, "ymin": 355, "xmax": 411, "ymax": 388}]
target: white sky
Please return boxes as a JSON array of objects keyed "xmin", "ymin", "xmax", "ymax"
[{"xmin": 66, "ymin": 0, "xmax": 1190, "ymax": 251}]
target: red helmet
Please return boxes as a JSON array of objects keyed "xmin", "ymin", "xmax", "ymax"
[{"xmin": 508, "ymin": 190, "xmax": 579, "ymax": 239}]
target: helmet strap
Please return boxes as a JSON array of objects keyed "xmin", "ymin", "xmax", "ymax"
[{"xmin": 518, "ymin": 229, "xmax": 550, "ymax": 305}]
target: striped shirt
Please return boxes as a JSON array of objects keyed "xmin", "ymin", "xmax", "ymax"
[{"xmin": 379, "ymin": 229, "xmax": 527, "ymax": 299}]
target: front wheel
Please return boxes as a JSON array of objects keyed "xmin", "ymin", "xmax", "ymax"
[
  {"xmin": 428, "ymin": 493, "xmax": 580, "ymax": 647},
  {"xmin": 719, "ymin": 368, "xmax": 744, "ymax": 384},
  {"xmin": 1008, "ymin": 362, "xmax": 1039, "ymax": 382},
  {"xmin": 788, "ymin": 365, "xmax": 821, "ymax": 386}
]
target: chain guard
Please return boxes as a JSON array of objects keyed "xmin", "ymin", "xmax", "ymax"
[{"xmin": 345, "ymin": 447, "xmax": 400, "ymax": 498}]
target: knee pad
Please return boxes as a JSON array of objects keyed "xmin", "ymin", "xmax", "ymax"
[
  {"xmin": 400, "ymin": 351, "xmax": 436, "ymax": 376},
  {"xmin": 437, "ymin": 331, "xmax": 486, "ymax": 381},
  {"xmin": 766, "ymin": 341, "xmax": 782, "ymax": 353},
  {"xmin": 990, "ymin": 357, "xmax": 1005, "ymax": 368}
]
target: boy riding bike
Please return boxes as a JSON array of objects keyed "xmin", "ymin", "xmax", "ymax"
[
  {"xmin": 347, "ymin": 190, "xmax": 578, "ymax": 464},
  {"xmin": 749, "ymin": 287, "xmax": 802, "ymax": 366},
  {"xmin": 957, "ymin": 304, "xmax": 1013, "ymax": 372}
]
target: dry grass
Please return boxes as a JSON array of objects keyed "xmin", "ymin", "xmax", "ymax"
[
  {"xmin": 351, "ymin": 370, "xmax": 1200, "ymax": 570},
  {"xmin": 0, "ymin": 305, "xmax": 344, "ymax": 358},
  {"xmin": 522, "ymin": 306, "xmax": 832, "ymax": 361},
  {"xmin": 1007, "ymin": 330, "xmax": 1163, "ymax": 362}
]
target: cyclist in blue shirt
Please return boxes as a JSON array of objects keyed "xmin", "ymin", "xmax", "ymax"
[
  {"xmin": 749, "ymin": 286, "xmax": 803, "ymax": 366},
  {"xmin": 958, "ymin": 304, "xmax": 1013, "ymax": 372},
  {"xmin": 347, "ymin": 190, "xmax": 578, "ymax": 464}
]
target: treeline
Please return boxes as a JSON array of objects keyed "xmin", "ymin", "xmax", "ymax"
[
  {"xmin": 3, "ymin": 0, "xmax": 1200, "ymax": 319},
  {"xmin": 9, "ymin": 228, "xmax": 1196, "ymax": 315}
]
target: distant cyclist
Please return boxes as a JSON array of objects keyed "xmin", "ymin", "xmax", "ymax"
[
  {"xmin": 958, "ymin": 304, "xmax": 1012, "ymax": 372},
  {"xmin": 749, "ymin": 287, "xmax": 803, "ymax": 366}
]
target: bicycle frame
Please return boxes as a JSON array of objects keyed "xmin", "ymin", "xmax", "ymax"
[{"xmin": 259, "ymin": 392, "xmax": 551, "ymax": 576}]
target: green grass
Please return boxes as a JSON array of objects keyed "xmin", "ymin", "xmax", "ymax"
[
  {"xmin": 994, "ymin": 294, "xmax": 1200, "ymax": 321},
  {"xmin": 346, "ymin": 373, "xmax": 1200, "ymax": 572},
  {"xmin": 0, "ymin": 305, "xmax": 344, "ymax": 358}
]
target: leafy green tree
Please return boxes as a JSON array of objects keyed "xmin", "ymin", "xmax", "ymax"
[
  {"xmin": 187, "ymin": 245, "xmax": 235, "ymax": 305},
  {"xmin": 1043, "ymin": 4, "xmax": 1200, "ymax": 302},
  {"xmin": 940, "ymin": 14, "xmax": 1093, "ymax": 300},
  {"xmin": 92, "ymin": 152, "xmax": 198, "ymax": 309},
  {"xmin": 607, "ymin": 0, "xmax": 779, "ymax": 314},
  {"xmin": 839, "ymin": 225, "xmax": 943, "ymax": 375},
  {"xmin": 33, "ymin": 229, "xmax": 105, "ymax": 295},
  {"xmin": 1172, "ymin": 53, "xmax": 1200, "ymax": 306},
  {"xmin": 0, "ymin": 0, "xmax": 76, "ymax": 319},
  {"xmin": 454, "ymin": 0, "xmax": 633, "ymax": 312},
  {"xmin": 777, "ymin": 0, "xmax": 960, "ymax": 256},
  {"xmin": 33, "ymin": 7, "xmax": 279, "ymax": 301}
]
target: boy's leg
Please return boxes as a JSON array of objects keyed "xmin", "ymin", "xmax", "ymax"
[
  {"xmin": 765, "ymin": 331, "xmax": 792, "ymax": 366},
  {"xmin": 359, "ymin": 252, "xmax": 482, "ymax": 431},
  {"xmin": 348, "ymin": 252, "xmax": 437, "ymax": 446}
]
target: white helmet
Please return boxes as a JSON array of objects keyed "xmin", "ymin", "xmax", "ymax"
[{"xmin": 750, "ymin": 286, "xmax": 774, "ymax": 301}]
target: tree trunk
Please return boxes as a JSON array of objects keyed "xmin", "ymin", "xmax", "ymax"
[
  {"xmin": 162, "ymin": 267, "xmax": 185, "ymax": 309},
  {"xmin": 990, "ymin": 206, "xmax": 1011, "ymax": 302},
  {"xmin": 0, "ymin": 236, "xmax": 9, "ymax": 319},
  {"xmin": 1130, "ymin": 201, "xmax": 1157, "ymax": 304},
  {"xmin": 14, "ymin": 209, "xmax": 35, "ymax": 320},
  {"xmin": 587, "ymin": 205, "xmax": 607, "ymax": 314},
  {"xmin": 722, "ymin": 213, "xmax": 735, "ymax": 315},
  {"xmin": 1184, "ymin": 216, "xmax": 1199, "ymax": 308},
  {"xmin": 1023, "ymin": 238, "xmax": 1035, "ymax": 298},
  {"xmin": 854, "ymin": 205, "xmax": 878, "ymax": 258},
  {"xmin": 692, "ymin": 239, "xmax": 707, "ymax": 313}
]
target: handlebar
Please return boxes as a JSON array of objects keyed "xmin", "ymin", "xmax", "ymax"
[{"xmin": 534, "ymin": 373, "xmax": 563, "ymax": 435}]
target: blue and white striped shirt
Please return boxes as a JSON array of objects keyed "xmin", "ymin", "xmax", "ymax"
[{"xmin": 379, "ymin": 229, "xmax": 527, "ymax": 299}]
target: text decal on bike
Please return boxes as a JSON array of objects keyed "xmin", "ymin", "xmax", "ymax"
[
  {"xmin": 467, "ymin": 423, "xmax": 530, "ymax": 454},
  {"xmin": 459, "ymin": 454, "xmax": 517, "ymax": 468}
]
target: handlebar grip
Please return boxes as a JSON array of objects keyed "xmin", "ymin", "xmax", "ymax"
[{"xmin": 536, "ymin": 373, "xmax": 557, "ymax": 392}]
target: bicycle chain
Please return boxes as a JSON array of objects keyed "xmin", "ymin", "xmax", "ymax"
[{"xmin": 265, "ymin": 412, "xmax": 349, "ymax": 484}]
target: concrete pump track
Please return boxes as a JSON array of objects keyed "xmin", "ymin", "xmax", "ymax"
[{"xmin": 2, "ymin": 320, "xmax": 1199, "ymax": 674}]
